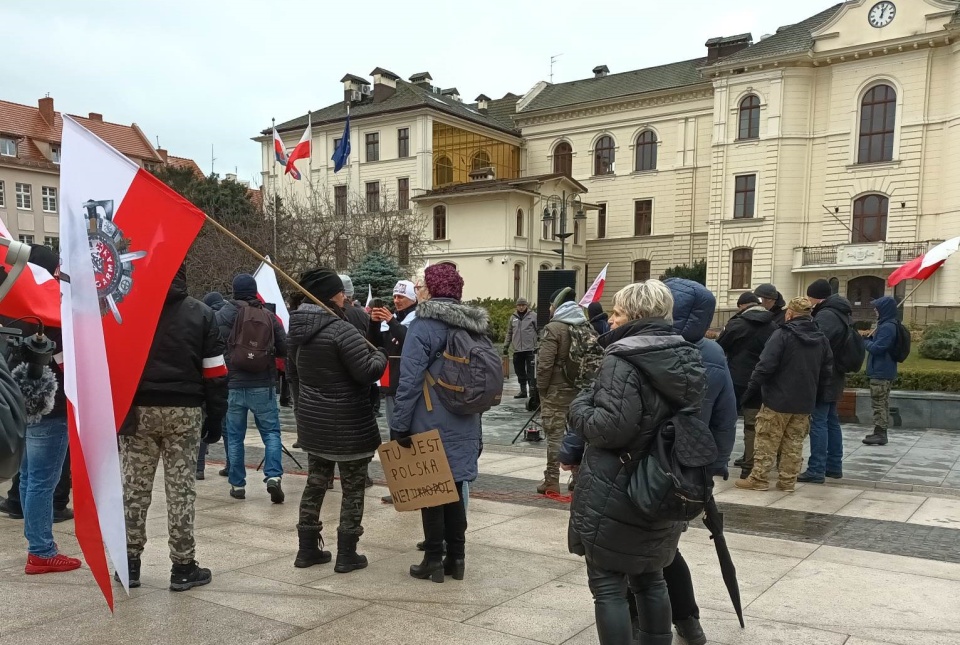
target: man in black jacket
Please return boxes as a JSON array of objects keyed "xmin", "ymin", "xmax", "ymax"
[
  {"xmin": 736, "ymin": 297, "xmax": 833, "ymax": 493},
  {"xmin": 119, "ymin": 266, "xmax": 228, "ymax": 591},
  {"xmin": 753, "ymin": 283, "xmax": 786, "ymax": 327}
]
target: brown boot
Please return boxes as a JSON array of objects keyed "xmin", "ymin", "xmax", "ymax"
[
  {"xmin": 537, "ymin": 477, "xmax": 560, "ymax": 495},
  {"xmin": 735, "ymin": 477, "xmax": 770, "ymax": 491}
]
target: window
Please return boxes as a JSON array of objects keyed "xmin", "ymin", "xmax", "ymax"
[
  {"xmin": 635, "ymin": 131, "xmax": 658, "ymax": 171},
  {"xmin": 15, "ymin": 183, "xmax": 32, "ymax": 210},
  {"xmin": 734, "ymin": 175, "xmax": 756, "ymax": 219},
  {"xmin": 333, "ymin": 137, "xmax": 342, "ymax": 153},
  {"xmin": 553, "ymin": 141, "xmax": 573, "ymax": 176},
  {"xmin": 516, "ymin": 208, "xmax": 525, "ymax": 237},
  {"xmin": 633, "ymin": 260, "xmax": 651, "ymax": 282},
  {"xmin": 574, "ymin": 219, "xmax": 581, "ymax": 245},
  {"xmin": 594, "ymin": 136, "xmax": 615, "ymax": 175},
  {"xmin": 365, "ymin": 133, "xmax": 379, "ymax": 162},
  {"xmin": 852, "ymin": 194, "xmax": 888, "ymax": 243},
  {"xmin": 398, "ymin": 234, "xmax": 410, "ymax": 266},
  {"xmin": 858, "ymin": 85, "xmax": 896, "ymax": 164},
  {"xmin": 542, "ymin": 214, "xmax": 551, "ymax": 240},
  {"xmin": 433, "ymin": 205, "xmax": 447, "ymax": 240},
  {"xmin": 18, "ymin": 234, "xmax": 34, "ymax": 245},
  {"xmin": 334, "ymin": 185, "xmax": 347, "ymax": 216},
  {"xmin": 51, "ymin": 146, "xmax": 60, "ymax": 164},
  {"xmin": 634, "ymin": 200, "xmax": 652, "ymax": 236},
  {"xmin": 435, "ymin": 156, "xmax": 453, "ymax": 186},
  {"xmin": 513, "ymin": 264, "xmax": 522, "ymax": 301},
  {"xmin": 597, "ymin": 203, "xmax": 607, "ymax": 239},
  {"xmin": 398, "ymin": 128, "xmax": 410, "ymax": 158},
  {"xmin": 398, "ymin": 178, "xmax": 409, "ymax": 210},
  {"xmin": 365, "ymin": 182, "xmax": 380, "ymax": 212},
  {"xmin": 41, "ymin": 186, "xmax": 57, "ymax": 213},
  {"xmin": 44, "ymin": 236, "xmax": 59, "ymax": 252},
  {"xmin": 334, "ymin": 237, "xmax": 348, "ymax": 270},
  {"xmin": 738, "ymin": 95, "xmax": 761, "ymax": 140},
  {"xmin": 1, "ymin": 138, "xmax": 16, "ymax": 157},
  {"xmin": 540, "ymin": 263, "xmax": 551, "ymax": 272},
  {"xmin": 0, "ymin": 180, "xmax": 4, "ymax": 207},
  {"xmin": 471, "ymin": 150, "xmax": 490, "ymax": 170},
  {"xmin": 731, "ymin": 249, "xmax": 753, "ymax": 289}
]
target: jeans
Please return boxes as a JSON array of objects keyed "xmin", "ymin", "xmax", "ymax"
[
  {"xmin": 421, "ymin": 482, "xmax": 467, "ymax": 559},
  {"xmin": 587, "ymin": 564, "xmax": 672, "ymax": 644},
  {"xmin": 226, "ymin": 387, "xmax": 283, "ymax": 487},
  {"xmin": 6, "ymin": 448, "xmax": 71, "ymax": 512},
  {"xmin": 807, "ymin": 401, "xmax": 843, "ymax": 477},
  {"xmin": 20, "ymin": 417, "xmax": 69, "ymax": 558}
]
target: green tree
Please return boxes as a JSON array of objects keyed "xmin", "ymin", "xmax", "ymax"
[
  {"xmin": 348, "ymin": 251, "xmax": 405, "ymax": 303},
  {"xmin": 659, "ymin": 259, "xmax": 707, "ymax": 286},
  {"xmin": 152, "ymin": 166, "xmax": 259, "ymax": 225}
]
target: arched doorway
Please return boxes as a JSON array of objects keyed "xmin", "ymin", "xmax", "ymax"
[{"xmin": 847, "ymin": 276, "xmax": 885, "ymax": 321}]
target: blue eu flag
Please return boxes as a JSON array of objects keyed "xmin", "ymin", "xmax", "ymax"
[{"xmin": 332, "ymin": 116, "xmax": 351, "ymax": 173}]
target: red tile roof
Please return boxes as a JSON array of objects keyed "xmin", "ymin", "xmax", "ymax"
[{"xmin": 166, "ymin": 154, "xmax": 205, "ymax": 179}]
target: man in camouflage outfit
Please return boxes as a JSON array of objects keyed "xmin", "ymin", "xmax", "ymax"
[
  {"xmin": 736, "ymin": 297, "xmax": 833, "ymax": 492},
  {"xmin": 536, "ymin": 288, "xmax": 589, "ymax": 495},
  {"xmin": 119, "ymin": 266, "xmax": 228, "ymax": 591}
]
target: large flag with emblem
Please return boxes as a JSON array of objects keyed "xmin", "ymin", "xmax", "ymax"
[{"xmin": 0, "ymin": 220, "xmax": 61, "ymax": 326}]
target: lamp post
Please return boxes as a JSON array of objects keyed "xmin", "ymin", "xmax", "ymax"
[{"xmin": 542, "ymin": 191, "xmax": 586, "ymax": 270}]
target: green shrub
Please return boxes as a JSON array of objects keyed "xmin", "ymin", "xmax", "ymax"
[
  {"xmin": 918, "ymin": 322, "xmax": 960, "ymax": 361},
  {"xmin": 466, "ymin": 298, "xmax": 530, "ymax": 344},
  {"xmin": 847, "ymin": 370, "xmax": 960, "ymax": 393},
  {"xmin": 659, "ymin": 259, "xmax": 706, "ymax": 286}
]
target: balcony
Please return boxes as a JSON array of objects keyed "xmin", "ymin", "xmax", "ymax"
[{"xmin": 793, "ymin": 240, "xmax": 942, "ymax": 272}]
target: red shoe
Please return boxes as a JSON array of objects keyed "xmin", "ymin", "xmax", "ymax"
[{"xmin": 25, "ymin": 553, "xmax": 82, "ymax": 574}]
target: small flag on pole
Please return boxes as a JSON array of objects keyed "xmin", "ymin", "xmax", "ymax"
[
  {"xmin": 580, "ymin": 264, "xmax": 609, "ymax": 306},
  {"xmin": 332, "ymin": 114, "xmax": 351, "ymax": 173},
  {"xmin": 285, "ymin": 115, "xmax": 311, "ymax": 180},
  {"xmin": 254, "ymin": 256, "xmax": 290, "ymax": 331}
]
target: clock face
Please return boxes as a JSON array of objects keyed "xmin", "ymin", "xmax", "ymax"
[{"xmin": 868, "ymin": 1, "xmax": 896, "ymax": 27}]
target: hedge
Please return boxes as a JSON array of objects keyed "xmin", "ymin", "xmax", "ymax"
[
  {"xmin": 467, "ymin": 298, "xmax": 529, "ymax": 344},
  {"xmin": 918, "ymin": 322, "xmax": 960, "ymax": 361},
  {"xmin": 847, "ymin": 370, "xmax": 960, "ymax": 393}
]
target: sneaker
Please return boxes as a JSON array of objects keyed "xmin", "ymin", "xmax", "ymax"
[
  {"xmin": 266, "ymin": 478, "xmax": 284, "ymax": 504},
  {"xmin": 25, "ymin": 553, "xmax": 82, "ymax": 574},
  {"xmin": 230, "ymin": 486, "xmax": 245, "ymax": 500},
  {"xmin": 0, "ymin": 496, "xmax": 23, "ymax": 520},
  {"xmin": 776, "ymin": 482, "xmax": 796, "ymax": 493},
  {"xmin": 170, "ymin": 560, "xmax": 212, "ymax": 592},
  {"xmin": 364, "ymin": 476, "xmax": 374, "ymax": 489},
  {"xmin": 113, "ymin": 555, "xmax": 141, "ymax": 588},
  {"xmin": 734, "ymin": 478, "xmax": 770, "ymax": 491},
  {"xmin": 53, "ymin": 508, "xmax": 74, "ymax": 523},
  {"xmin": 196, "ymin": 471, "xmax": 205, "ymax": 481},
  {"xmin": 826, "ymin": 471, "xmax": 843, "ymax": 479},
  {"xmin": 218, "ymin": 468, "xmax": 228, "ymax": 477},
  {"xmin": 797, "ymin": 471, "xmax": 825, "ymax": 484}
]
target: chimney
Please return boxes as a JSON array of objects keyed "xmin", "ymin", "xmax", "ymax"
[
  {"xmin": 341, "ymin": 73, "xmax": 370, "ymax": 104},
  {"xmin": 38, "ymin": 97, "xmax": 55, "ymax": 126},
  {"xmin": 225, "ymin": 173, "xmax": 237, "ymax": 182},
  {"xmin": 705, "ymin": 33, "xmax": 753, "ymax": 62},
  {"xmin": 370, "ymin": 67, "xmax": 400, "ymax": 103},
  {"xmin": 156, "ymin": 147, "xmax": 168, "ymax": 163},
  {"xmin": 88, "ymin": 112, "xmax": 103, "ymax": 122},
  {"xmin": 440, "ymin": 87, "xmax": 461, "ymax": 102},
  {"xmin": 409, "ymin": 72, "xmax": 433, "ymax": 90},
  {"xmin": 592, "ymin": 65, "xmax": 610, "ymax": 79},
  {"xmin": 475, "ymin": 94, "xmax": 491, "ymax": 112}
]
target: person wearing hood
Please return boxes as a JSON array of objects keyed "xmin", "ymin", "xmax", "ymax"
[
  {"xmin": 286, "ymin": 268, "xmax": 387, "ymax": 574},
  {"xmin": 197, "ymin": 291, "xmax": 227, "ymax": 480},
  {"xmin": 863, "ymin": 296, "xmax": 899, "ymax": 446},
  {"xmin": 737, "ymin": 297, "xmax": 833, "ymax": 493},
  {"xmin": 119, "ymin": 265, "xmax": 228, "ymax": 590},
  {"xmin": 536, "ymin": 287, "xmax": 589, "ymax": 495},
  {"xmin": 391, "ymin": 263, "xmax": 486, "ymax": 583},
  {"xmin": 717, "ymin": 291, "xmax": 778, "ymax": 477},
  {"xmin": 338, "ymin": 274, "xmax": 371, "ymax": 336},
  {"xmin": 504, "ymin": 298, "xmax": 538, "ymax": 399},
  {"xmin": 587, "ymin": 301, "xmax": 611, "ymax": 336},
  {"xmin": 754, "ymin": 283, "xmax": 786, "ymax": 327},
  {"xmin": 799, "ymin": 279, "xmax": 853, "ymax": 484},
  {"xmin": 566, "ymin": 280, "xmax": 706, "ymax": 645}
]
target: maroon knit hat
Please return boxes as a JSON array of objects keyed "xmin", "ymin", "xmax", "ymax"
[{"xmin": 424, "ymin": 263, "xmax": 464, "ymax": 301}]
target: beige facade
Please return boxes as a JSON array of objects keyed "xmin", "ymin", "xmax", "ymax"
[{"xmin": 0, "ymin": 164, "xmax": 60, "ymax": 245}]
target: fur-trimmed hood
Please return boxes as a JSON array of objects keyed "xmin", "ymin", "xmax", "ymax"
[{"xmin": 416, "ymin": 298, "xmax": 490, "ymax": 335}]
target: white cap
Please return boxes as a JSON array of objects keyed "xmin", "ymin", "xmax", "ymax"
[
  {"xmin": 338, "ymin": 274, "xmax": 354, "ymax": 298},
  {"xmin": 393, "ymin": 280, "xmax": 417, "ymax": 301}
]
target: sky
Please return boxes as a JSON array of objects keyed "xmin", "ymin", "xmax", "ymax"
[{"xmin": 5, "ymin": 0, "xmax": 835, "ymax": 187}]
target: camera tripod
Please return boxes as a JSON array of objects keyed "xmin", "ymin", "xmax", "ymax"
[
  {"xmin": 257, "ymin": 443, "xmax": 302, "ymax": 471},
  {"xmin": 512, "ymin": 405, "xmax": 544, "ymax": 445}
]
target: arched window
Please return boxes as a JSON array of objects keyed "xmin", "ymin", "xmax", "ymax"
[
  {"xmin": 471, "ymin": 150, "xmax": 490, "ymax": 170},
  {"xmin": 633, "ymin": 260, "xmax": 651, "ymax": 282},
  {"xmin": 513, "ymin": 263, "xmax": 522, "ymax": 301},
  {"xmin": 738, "ymin": 95, "xmax": 761, "ymax": 140},
  {"xmin": 859, "ymin": 85, "xmax": 896, "ymax": 164},
  {"xmin": 847, "ymin": 276, "xmax": 886, "ymax": 320},
  {"xmin": 516, "ymin": 208, "xmax": 525, "ymax": 237},
  {"xmin": 553, "ymin": 141, "xmax": 573, "ymax": 176},
  {"xmin": 635, "ymin": 131, "xmax": 658, "ymax": 171},
  {"xmin": 829, "ymin": 277, "xmax": 840, "ymax": 295},
  {"xmin": 852, "ymin": 194, "xmax": 888, "ymax": 243},
  {"xmin": 594, "ymin": 135, "xmax": 615, "ymax": 175},
  {"xmin": 435, "ymin": 156, "xmax": 453, "ymax": 186},
  {"xmin": 433, "ymin": 205, "xmax": 447, "ymax": 240},
  {"xmin": 731, "ymin": 249, "xmax": 753, "ymax": 289}
]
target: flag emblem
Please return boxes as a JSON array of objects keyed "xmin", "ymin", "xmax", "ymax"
[{"xmin": 83, "ymin": 199, "xmax": 147, "ymax": 323}]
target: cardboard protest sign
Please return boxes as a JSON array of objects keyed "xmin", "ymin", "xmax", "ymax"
[{"xmin": 378, "ymin": 429, "xmax": 459, "ymax": 511}]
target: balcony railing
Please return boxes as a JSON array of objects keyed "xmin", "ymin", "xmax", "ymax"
[{"xmin": 794, "ymin": 240, "xmax": 942, "ymax": 270}]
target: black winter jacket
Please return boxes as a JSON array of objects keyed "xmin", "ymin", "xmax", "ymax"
[
  {"xmin": 369, "ymin": 305, "xmax": 415, "ymax": 395},
  {"xmin": 812, "ymin": 295, "xmax": 853, "ymax": 402},
  {"xmin": 216, "ymin": 298, "xmax": 287, "ymax": 390},
  {"xmin": 717, "ymin": 305, "xmax": 777, "ymax": 389},
  {"xmin": 134, "ymin": 273, "xmax": 228, "ymax": 420},
  {"xmin": 566, "ymin": 318, "xmax": 705, "ymax": 575},
  {"xmin": 743, "ymin": 316, "xmax": 833, "ymax": 415},
  {"xmin": 344, "ymin": 302, "xmax": 371, "ymax": 338},
  {"xmin": 287, "ymin": 304, "xmax": 387, "ymax": 457}
]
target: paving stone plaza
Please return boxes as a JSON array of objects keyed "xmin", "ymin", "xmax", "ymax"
[{"xmin": 2, "ymin": 377, "xmax": 959, "ymax": 644}]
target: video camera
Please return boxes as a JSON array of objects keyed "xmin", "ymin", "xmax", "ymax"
[{"xmin": 0, "ymin": 237, "xmax": 56, "ymax": 372}]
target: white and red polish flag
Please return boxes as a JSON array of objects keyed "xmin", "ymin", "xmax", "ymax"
[
  {"xmin": 59, "ymin": 117, "xmax": 205, "ymax": 609},
  {"xmin": 0, "ymin": 220, "xmax": 61, "ymax": 326},
  {"xmin": 254, "ymin": 256, "xmax": 289, "ymax": 331},
  {"xmin": 579, "ymin": 263, "xmax": 609, "ymax": 307},
  {"xmin": 284, "ymin": 115, "xmax": 311, "ymax": 179},
  {"xmin": 887, "ymin": 236, "xmax": 960, "ymax": 286}
]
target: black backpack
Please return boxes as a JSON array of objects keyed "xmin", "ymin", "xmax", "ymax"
[
  {"xmin": 891, "ymin": 321, "xmax": 911, "ymax": 363},
  {"xmin": 424, "ymin": 328, "xmax": 503, "ymax": 415},
  {"xmin": 227, "ymin": 302, "xmax": 276, "ymax": 373},
  {"xmin": 826, "ymin": 310, "xmax": 866, "ymax": 373},
  {"xmin": 625, "ymin": 413, "xmax": 718, "ymax": 522}
]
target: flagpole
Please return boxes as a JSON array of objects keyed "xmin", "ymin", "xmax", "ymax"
[
  {"xmin": 271, "ymin": 117, "xmax": 278, "ymax": 260},
  {"xmin": 896, "ymin": 279, "xmax": 926, "ymax": 309},
  {"xmin": 307, "ymin": 111, "xmax": 313, "ymax": 199}
]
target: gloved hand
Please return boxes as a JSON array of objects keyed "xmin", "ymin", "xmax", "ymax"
[
  {"xmin": 711, "ymin": 466, "xmax": 729, "ymax": 481},
  {"xmin": 202, "ymin": 416, "xmax": 223, "ymax": 444},
  {"xmin": 394, "ymin": 432, "xmax": 413, "ymax": 449}
]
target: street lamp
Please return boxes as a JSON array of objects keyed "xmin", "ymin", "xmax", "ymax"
[{"xmin": 542, "ymin": 191, "xmax": 586, "ymax": 270}]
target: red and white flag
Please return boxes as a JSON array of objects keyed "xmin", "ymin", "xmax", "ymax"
[
  {"xmin": 254, "ymin": 256, "xmax": 289, "ymax": 332},
  {"xmin": 887, "ymin": 236, "xmax": 960, "ymax": 287},
  {"xmin": 579, "ymin": 264, "xmax": 609, "ymax": 307},
  {"xmin": 285, "ymin": 115, "xmax": 311, "ymax": 179},
  {"xmin": 0, "ymin": 221, "xmax": 61, "ymax": 326},
  {"xmin": 59, "ymin": 117, "xmax": 205, "ymax": 609}
]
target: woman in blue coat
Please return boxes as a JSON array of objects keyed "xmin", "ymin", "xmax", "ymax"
[{"xmin": 390, "ymin": 263, "xmax": 486, "ymax": 583}]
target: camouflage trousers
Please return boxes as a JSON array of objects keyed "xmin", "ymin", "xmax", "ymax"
[
  {"xmin": 299, "ymin": 454, "xmax": 370, "ymax": 536},
  {"xmin": 119, "ymin": 406, "xmax": 202, "ymax": 564},
  {"xmin": 870, "ymin": 379, "xmax": 893, "ymax": 430},
  {"xmin": 541, "ymin": 395, "xmax": 574, "ymax": 483},
  {"xmin": 746, "ymin": 406, "xmax": 810, "ymax": 487}
]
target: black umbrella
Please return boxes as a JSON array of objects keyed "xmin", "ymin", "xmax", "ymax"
[{"xmin": 702, "ymin": 496, "xmax": 745, "ymax": 628}]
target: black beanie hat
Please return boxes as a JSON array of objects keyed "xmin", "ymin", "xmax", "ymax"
[
  {"xmin": 232, "ymin": 273, "xmax": 257, "ymax": 299},
  {"xmin": 300, "ymin": 267, "xmax": 344, "ymax": 302},
  {"xmin": 806, "ymin": 278, "xmax": 832, "ymax": 300},
  {"xmin": 737, "ymin": 292, "xmax": 760, "ymax": 306}
]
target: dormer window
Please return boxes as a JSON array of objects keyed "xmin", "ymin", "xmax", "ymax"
[
  {"xmin": 0, "ymin": 138, "xmax": 16, "ymax": 157},
  {"xmin": 51, "ymin": 146, "xmax": 60, "ymax": 164}
]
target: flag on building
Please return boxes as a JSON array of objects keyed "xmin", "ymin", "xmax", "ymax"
[
  {"xmin": 0, "ymin": 221, "xmax": 60, "ymax": 326},
  {"xmin": 285, "ymin": 115, "xmax": 311, "ymax": 180},
  {"xmin": 887, "ymin": 237, "xmax": 960, "ymax": 287},
  {"xmin": 59, "ymin": 116, "xmax": 206, "ymax": 609},
  {"xmin": 331, "ymin": 115, "xmax": 351, "ymax": 173},
  {"xmin": 273, "ymin": 126, "xmax": 298, "ymax": 180},
  {"xmin": 254, "ymin": 256, "xmax": 289, "ymax": 331},
  {"xmin": 579, "ymin": 264, "xmax": 609, "ymax": 306}
]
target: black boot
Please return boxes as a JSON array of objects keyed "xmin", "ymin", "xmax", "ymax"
[
  {"xmin": 442, "ymin": 556, "xmax": 465, "ymax": 580},
  {"xmin": 863, "ymin": 427, "xmax": 888, "ymax": 446},
  {"xmin": 514, "ymin": 382, "xmax": 528, "ymax": 399},
  {"xmin": 674, "ymin": 617, "xmax": 707, "ymax": 645},
  {"xmin": 334, "ymin": 531, "xmax": 367, "ymax": 574},
  {"xmin": 169, "ymin": 560, "xmax": 212, "ymax": 591},
  {"xmin": 114, "ymin": 555, "xmax": 141, "ymax": 588},
  {"xmin": 294, "ymin": 524, "xmax": 331, "ymax": 568},
  {"xmin": 410, "ymin": 554, "xmax": 445, "ymax": 583}
]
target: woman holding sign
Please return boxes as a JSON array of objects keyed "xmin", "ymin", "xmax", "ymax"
[{"xmin": 390, "ymin": 263, "xmax": 489, "ymax": 583}]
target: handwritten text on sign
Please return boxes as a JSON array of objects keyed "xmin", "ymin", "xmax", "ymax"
[{"xmin": 378, "ymin": 429, "xmax": 460, "ymax": 511}]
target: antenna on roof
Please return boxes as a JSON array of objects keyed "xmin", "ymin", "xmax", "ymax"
[
  {"xmin": 156, "ymin": 136, "xmax": 160, "ymax": 148},
  {"xmin": 45, "ymin": 92, "xmax": 50, "ymax": 98},
  {"xmin": 211, "ymin": 144, "xmax": 216, "ymax": 175},
  {"xmin": 550, "ymin": 53, "xmax": 563, "ymax": 83}
]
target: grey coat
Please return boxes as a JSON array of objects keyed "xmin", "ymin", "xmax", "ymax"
[
  {"xmin": 390, "ymin": 299, "xmax": 488, "ymax": 483},
  {"xmin": 506, "ymin": 310, "xmax": 538, "ymax": 353}
]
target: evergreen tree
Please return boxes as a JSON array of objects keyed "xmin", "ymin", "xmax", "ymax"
[
  {"xmin": 348, "ymin": 251, "xmax": 405, "ymax": 303},
  {"xmin": 660, "ymin": 259, "xmax": 707, "ymax": 286}
]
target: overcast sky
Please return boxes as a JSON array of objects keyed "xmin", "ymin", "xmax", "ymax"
[{"xmin": 6, "ymin": 0, "xmax": 833, "ymax": 186}]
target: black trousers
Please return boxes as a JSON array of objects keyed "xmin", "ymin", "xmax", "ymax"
[
  {"xmin": 420, "ymin": 481, "xmax": 466, "ymax": 559},
  {"xmin": 513, "ymin": 351, "xmax": 536, "ymax": 390},
  {"xmin": 628, "ymin": 550, "xmax": 699, "ymax": 623},
  {"xmin": 6, "ymin": 448, "xmax": 72, "ymax": 511},
  {"xmin": 588, "ymin": 563, "xmax": 672, "ymax": 644}
]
